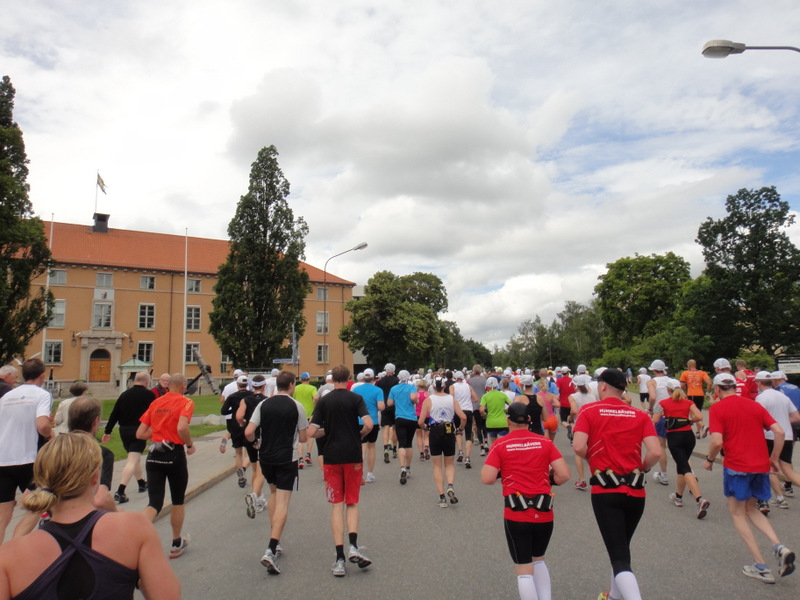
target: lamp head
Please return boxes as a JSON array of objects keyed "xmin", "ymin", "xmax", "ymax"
[{"xmin": 702, "ymin": 39, "xmax": 746, "ymax": 58}]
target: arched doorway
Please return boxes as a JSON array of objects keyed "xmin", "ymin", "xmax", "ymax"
[{"xmin": 89, "ymin": 349, "xmax": 111, "ymax": 382}]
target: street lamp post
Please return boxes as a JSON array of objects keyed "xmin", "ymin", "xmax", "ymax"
[
  {"xmin": 702, "ymin": 39, "xmax": 800, "ymax": 58},
  {"xmin": 322, "ymin": 242, "xmax": 368, "ymax": 366}
]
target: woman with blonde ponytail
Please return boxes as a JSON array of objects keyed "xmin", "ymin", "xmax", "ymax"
[{"xmin": 0, "ymin": 433, "xmax": 180, "ymax": 599}]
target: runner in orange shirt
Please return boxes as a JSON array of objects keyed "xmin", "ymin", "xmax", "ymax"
[{"xmin": 679, "ymin": 360, "xmax": 712, "ymax": 438}]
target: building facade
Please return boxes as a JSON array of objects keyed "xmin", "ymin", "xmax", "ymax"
[{"xmin": 26, "ymin": 216, "xmax": 356, "ymax": 396}]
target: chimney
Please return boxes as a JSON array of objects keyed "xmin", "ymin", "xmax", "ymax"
[{"xmin": 93, "ymin": 213, "xmax": 110, "ymax": 233}]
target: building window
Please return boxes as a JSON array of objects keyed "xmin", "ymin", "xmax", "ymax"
[
  {"xmin": 138, "ymin": 304, "xmax": 155, "ymax": 329},
  {"xmin": 187, "ymin": 278, "xmax": 201, "ymax": 293},
  {"xmin": 221, "ymin": 353, "xmax": 232, "ymax": 374},
  {"xmin": 49, "ymin": 300, "xmax": 66, "ymax": 328},
  {"xmin": 316, "ymin": 311, "xmax": 329, "ymax": 334},
  {"xmin": 317, "ymin": 287, "xmax": 328, "ymax": 301},
  {"xmin": 50, "ymin": 269, "xmax": 67, "ymax": 286},
  {"xmin": 141, "ymin": 275, "xmax": 156, "ymax": 290},
  {"xmin": 44, "ymin": 341, "xmax": 63, "ymax": 364},
  {"xmin": 316, "ymin": 344, "xmax": 329, "ymax": 364},
  {"xmin": 92, "ymin": 302, "xmax": 112, "ymax": 329},
  {"xmin": 137, "ymin": 342, "xmax": 153, "ymax": 363},
  {"xmin": 186, "ymin": 306, "xmax": 201, "ymax": 331},
  {"xmin": 96, "ymin": 272, "xmax": 113, "ymax": 288},
  {"xmin": 185, "ymin": 343, "xmax": 200, "ymax": 363}
]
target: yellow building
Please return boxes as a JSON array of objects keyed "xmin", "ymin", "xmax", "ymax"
[{"xmin": 26, "ymin": 215, "xmax": 356, "ymax": 396}]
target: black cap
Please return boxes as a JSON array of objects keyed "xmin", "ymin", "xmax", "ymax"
[
  {"xmin": 597, "ymin": 368, "xmax": 627, "ymax": 392},
  {"xmin": 507, "ymin": 402, "xmax": 530, "ymax": 424}
]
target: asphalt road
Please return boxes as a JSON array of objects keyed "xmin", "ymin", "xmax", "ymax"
[{"xmin": 144, "ymin": 433, "xmax": 800, "ymax": 600}]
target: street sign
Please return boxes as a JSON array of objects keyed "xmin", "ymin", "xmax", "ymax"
[{"xmin": 273, "ymin": 358, "xmax": 293, "ymax": 363}]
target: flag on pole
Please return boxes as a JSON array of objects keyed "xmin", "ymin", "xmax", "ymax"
[{"xmin": 96, "ymin": 173, "xmax": 107, "ymax": 195}]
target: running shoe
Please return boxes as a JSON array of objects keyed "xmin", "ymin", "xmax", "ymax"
[
  {"xmin": 742, "ymin": 563, "xmax": 775, "ymax": 584},
  {"xmin": 465, "ymin": 458, "xmax": 472, "ymax": 469},
  {"xmin": 420, "ymin": 452, "xmax": 425, "ymax": 462},
  {"xmin": 480, "ymin": 447, "xmax": 486, "ymax": 457},
  {"xmin": 783, "ymin": 482, "xmax": 794, "ymax": 497},
  {"xmin": 331, "ymin": 558, "xmax": 346, "ymax": 577},
  {"xmin": 758, "ymin": 500, "xmax": 771, "ymax": 515},
  {"xmin": 438, "ymin": 495, "xmax": 448, "ymax": 508},
  {"xmin": 669, "ymin": 493, "xmax": 683, "ymax": 508},
  {"xmin": 237, "ymin": 467, "xmax": 247, "ymax": 488},
  {"xmin": 597, "ymin": 592, "xmax": 610, "ymax": 600},
  {"xmin": 701, "ymin": 425, "xmax": 709, "ymax": 438},
  {"xmin": 697, "ymin": 498, "xmax": 710, "ymax": 519},
  {"xmin": 456, "ymin": 452, "xmax": 464, "ymax": 463},
  {"xmin": 261, "ymin": 548, "xmax": 281, "ymax": 574},
  {"xmin": 775, "ymin": 544, "xmax": 796, "ymax": 577},
  {"xmin": 255, "ymin": 496, "xmax": 266, "ymax": 513},
  {"xmin": 392, "ymin": 447, "xmax": 397, "ymax": 459},
  {"xmin": 169, "ymin": 535, "xmax": 190, "ymax": 559},
  {"xmin": 447, "ymin": 485, "xmax": 458, "ymax": 504},
  {"xmin": 384, "ymin": 449, "xmax": 390, "ymax": 464},
  {"xmin": 574, "ymin": 480, "xmax": 588, "ymax": 491},
  {"xmin": 245, "ymin": 493, "xmax": 256, "ymax": 519},
  {"xmin": 305, "ymin": 453, "xmax": 312, "ymax": 465},
  {"xmin": 399, "ymin": 468, "xmax": 408, "ymax": 485},
  {"xmin": 219, "ymin": 437, "xmax": 228, "ymax": 453},
  {"xmin": 566, "ymin": 424, "xmax": 573, "ymax": 441},
  {"xmin": 771, "ymin": 497, "xmax": 789, "ymax": 510},
  {"xmin": 348, "ymin": 545, "xmax": 372, "ymax": 569},
  {"xmin": 365, "ymin": 472, "xmax": 375, "ymax": 483},
  {"xmin": 298, "ymin": 459, "xmax": 304, "ymax": 470},
  {"xmin": 114, "ymin": 492, "xmax": 129, "ymax": 504},
  {"xmin": 424, "ymin": 446, "xmax": 430, "ymax": 460},
  {"xmin": 138, "ymin": 480, "xmax": 147, "ymax": 493},
  {"xmin": 276, "ymin": 543, "xmax": 283, "ymax": 556}
]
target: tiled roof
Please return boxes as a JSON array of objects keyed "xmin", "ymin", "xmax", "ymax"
[{"xmin": 44, "ymin": 221, "xmax": 354, "ymax": 286}]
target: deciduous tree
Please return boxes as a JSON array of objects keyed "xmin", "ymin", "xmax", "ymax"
[
  {"xmin": 0, "ymin": 76, "xmax": 53, "ymax": 363},
  {"xmin": 695, "ymin": 186, "xmax": 800, "ymax": 356},
  {"xmin": 209, "ymin": 145, "xmax": 309, "ymax": 368}
]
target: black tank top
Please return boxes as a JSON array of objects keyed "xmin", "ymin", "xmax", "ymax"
[
  {"xmin": 523, "ymin": 395, "xmax": 544, "ymax": 435},
  {"xmin": 12, "ymin": 511, "xmax": 138, "ymax": 600}
]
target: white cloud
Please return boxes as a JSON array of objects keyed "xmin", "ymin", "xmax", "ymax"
[{"xmin": 3, "ymin": 0, "xmax": 800, "ymax": 351}]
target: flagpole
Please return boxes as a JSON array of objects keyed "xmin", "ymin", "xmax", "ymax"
[
  {"xmin": 41, "ymin": 214, "xmax": 55, "ymax": 360},
  {"xmin": 182, "ymin": 228, "xmax": 188, "ymax": 377},
  {"xmin": 94, "ymin": 170, "xmax": 99, "ymax": 214}
]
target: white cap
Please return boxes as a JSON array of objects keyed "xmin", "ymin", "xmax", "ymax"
[
  {"xmin": 237, "ymin": 375, "xmax": 249, "ymax": 384},
  {"xmin": 271, "ymin": 369, "xmax": 279, "ymax": 377},
  {"xmin": 398, "ymin": 370, "xmax": 411, "ymax": 382},
  {"xmin": 486, "ymin": 376, "xmax": 499, "ymax": 389},
  {"xmin": 594, "ymin": 367, "xmax": 607, "ymax": 378},
  {"xmin": 713, "ymin": 373, "xmax": 736, "ymax": 386},
  {"xmin": 772, "ymin": 370, "xmax": 787, "ymax": 380},
  {"xmin": 666, "ymin": 378, "xmax": 681, "ymax": 390},
  {"xmin": 577, "ymin": 364, "xmax": 587, "ymax": 374},
  {"xmin": 356, "ymin": 372, "xmax": 365, "ymax": 381},
  {"xmin": 325, "ymin": 374, "xmax": 333, "ymax": 382},
  {"xmin": 573, "ymin": 374, "xmax": 591, "ymax": 387},
  {"xmin": 233, "ymin": 369, "xmax": 244, "ymax": 377},
  {"xmin": 639, "ymin": 367, "xmax": 647, "ymax": 374},
  {"xmin": 713, "ymin": 358, "xmax": 731, "ymax": 370},
  {"xmin": 649, "ymin": 359, "xmax": 667, "ymax": 372},
  {"xmin": 454, "ymin": 371, "xmax": 465, "ymax": 380},
  {"xmin": 363, "ymin": 368, "xmax": 375, "ymax": 378},
  {"xmin": 384, "ymin": 363, "xmax": 396, "ymax": 373},
  {"xmin": 755, "ymin": 371, "xmax": 772, "ymax": 382}
]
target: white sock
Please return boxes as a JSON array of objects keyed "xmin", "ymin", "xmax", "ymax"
[
  {"xmin": 532, "ymin": 560, "xmax": 551, "ymax": 600},
  {"xmin": 614, "ymin": 571, "xmax": 642, "ymax": 600},
  {"xmin": 516, "ymin": 574, "xmax": 538, "ymax": 600}
]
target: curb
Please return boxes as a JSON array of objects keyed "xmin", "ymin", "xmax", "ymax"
[{"xmin": 152, "ymin": 462, "xmax": 237, "ymax": 523}]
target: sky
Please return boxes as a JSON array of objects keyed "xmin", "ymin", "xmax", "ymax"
[{"xmin": 4, "ymin": 1, "xmax": 800, "ymax": 350}]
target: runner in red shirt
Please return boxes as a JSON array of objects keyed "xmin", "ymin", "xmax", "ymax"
[
  {"xmin": 556, "ymin": 367, "xmax": 576, "ymax": 443},
  {"xmin": 735, "ymin": 359, "xmax": 758, "ymax": 401},
  {"xmin": 704, "ymin": 373, "xmax": 795, "ymax": 584},
  {"xmin": 573, "ymin": 368, "xmax": 661, "ymax": 600},
  {"xmin": 481, "ymin": 402, "xmax": 570, "ymax": 600}
]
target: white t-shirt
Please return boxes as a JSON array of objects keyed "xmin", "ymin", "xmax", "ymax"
[
  {"xmin": 0, "ymin": 384, "xmax": 52, "ymax": 466},
  {"xmin": 451, "ymin": 381, "xmax": 473, "ymax": 412},
  {"xmin": 757, "ymin": 388, "xmax": 797, "ymax": 441},
  {"xmin": 637, "ymin": 374, "xmax": 651, "ymax": 393},
  {"xmin": 221, "ymin": 381, "xmax": 238, "ymax": 400}
]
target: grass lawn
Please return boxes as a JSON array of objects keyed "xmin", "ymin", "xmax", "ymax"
[{"xmin": 99, "ymin": 423, "xmax": 226, "ymax": 460}]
